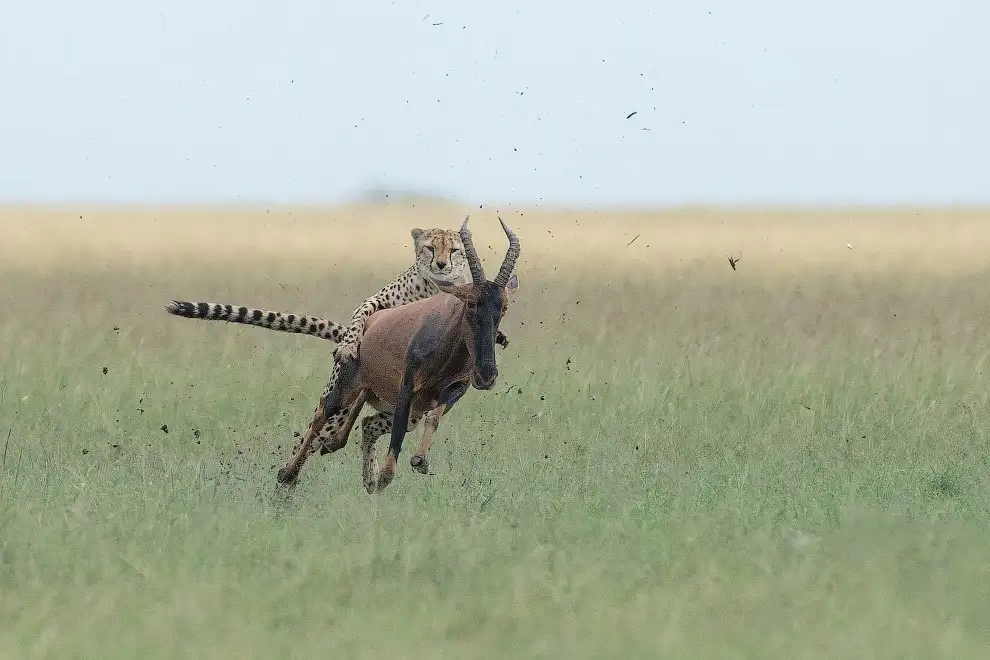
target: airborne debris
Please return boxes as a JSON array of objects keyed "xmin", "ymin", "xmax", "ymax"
[
  {"xmin": 160, "ymin": 424, "xmax": 169, "ymax": 434},
  {"xmin": 626, "ymin": 111, "xmax": 638, "ymax": 119},
  {"xmin": 727, "ymin": 254, "xmax": 741, "ymax": 271},
  {"xmin": 479, "ymin": 489, "xmax": 497, "ymax": 511},
  {"xmin": 625, "ymin": 234, "xmax": 640, "ymax": 248}
]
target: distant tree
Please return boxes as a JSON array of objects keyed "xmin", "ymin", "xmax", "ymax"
[{"xmin": 354, "ymin": 182, "xmax": 452, "ymax": 205}]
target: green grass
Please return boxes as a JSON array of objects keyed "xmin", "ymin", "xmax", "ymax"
[{"xmin": 2, "ymin": 261, "xmax": 990, "ymax": 659}]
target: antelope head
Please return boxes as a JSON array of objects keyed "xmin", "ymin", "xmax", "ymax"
[{"xmin": 435, "ymin": 215, "xmax": 520, "ymax": 390}]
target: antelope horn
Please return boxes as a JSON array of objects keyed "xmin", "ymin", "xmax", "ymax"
[
  {"xmin": 493, "ymin": 216, "xmax": 520, "ymax": 287},
  {"xmin": 459, "ymin": 215, "xmax": 487, "ymax": 283}
]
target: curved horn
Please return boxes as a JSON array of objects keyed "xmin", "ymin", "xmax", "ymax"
[
  {"xmin": 493, "ymin": 216, "xmax": 520, "ymax": 287},
  {"xmin": 459, "ymin": 215, "xmax": 487, "ymax": 283}
]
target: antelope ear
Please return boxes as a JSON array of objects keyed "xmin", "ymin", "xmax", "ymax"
[{"xmin": 505, "ymin": 273, "xmax": 519, "ymax": 296}]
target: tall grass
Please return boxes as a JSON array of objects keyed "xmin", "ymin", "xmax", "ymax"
[{"xmin": 2, "ymin": 208, "xmax": 989, "ymax": 658}]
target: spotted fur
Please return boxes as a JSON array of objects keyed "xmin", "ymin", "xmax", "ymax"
[{"xmin": 165, "ymin": 300, "xmax": 348, "ymax": 341}]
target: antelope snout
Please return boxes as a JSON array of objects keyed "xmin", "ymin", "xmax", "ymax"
[{"xmin": 473, "ymin": 364, "xmax": 498, "ymax": 390}]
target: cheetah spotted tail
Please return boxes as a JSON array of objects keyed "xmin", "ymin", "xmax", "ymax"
[{"xmin": 165, "ymin": 300, "xmax": 347, "ymax": 342}]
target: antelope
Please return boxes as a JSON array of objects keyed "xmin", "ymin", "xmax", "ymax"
[{"xmin": 275, "ymin": 216, "xmax": 521, "ymax": 493}]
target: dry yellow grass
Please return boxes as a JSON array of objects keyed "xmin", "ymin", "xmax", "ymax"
[{"xmin": 2, "ymin": 204, "xmax": 988, "ymax": 276}]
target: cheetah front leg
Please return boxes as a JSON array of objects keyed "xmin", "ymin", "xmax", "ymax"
[{"xmin": 332, "ymin": 296, "xmax": 380, "ymax": 366}]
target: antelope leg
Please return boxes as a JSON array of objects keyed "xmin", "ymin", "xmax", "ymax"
[
  {"xmin": 410, "ymin": 381, "xmax": 469, "ymax": 474},
  {"xmin": 410, "ymin": 405, "xmax": 445, "ymax": 474},
  {"xmin": 277, "ymin": 389, "xmax": 364, "ymax": 487},
  {"xmin": 277, "ymin": 401, "xmax": 330, "ymax": 486}
]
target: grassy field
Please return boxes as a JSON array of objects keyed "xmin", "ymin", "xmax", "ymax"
[{"xmin": 2, "ymin": 205, "xmax": 990, "ymax": 658}]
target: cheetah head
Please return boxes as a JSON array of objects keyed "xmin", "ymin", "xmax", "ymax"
[{"xmin": 411, "ymin": 228, "xmax": 470, "ymax": 286}]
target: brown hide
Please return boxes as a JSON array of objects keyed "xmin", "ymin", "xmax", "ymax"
[{"xmin": 356, "ymin": 292, "xmax": 474, "ymax": 418}]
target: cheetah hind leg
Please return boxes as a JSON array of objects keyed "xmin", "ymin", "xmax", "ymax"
[
  {"xmin": 360, "ymin": 412, "xmax": 391, "ymax": 494},
  {"xmin": 276, "ymin": 390, "xmax": 365, "ymax": 488},
  {"xmin": 277, "ymin": 343, "xmax": 366, "ymax": 488}
]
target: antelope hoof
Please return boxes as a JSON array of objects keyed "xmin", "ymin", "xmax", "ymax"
[
  {"xmin": 376, "ymin": 467, "xmax": 396, "ymax": 492},
  {"xmin": 410, "ymin": 453, "xmax": 430, "ymax": 474},
  {"xmin": 276, "ymin": 467, "xmax": 297, "ymax": 485}
]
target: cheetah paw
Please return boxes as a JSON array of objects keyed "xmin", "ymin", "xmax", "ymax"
[{"xmin": 334, "ymin": 343, "xmax": 360, "ymax": 363}]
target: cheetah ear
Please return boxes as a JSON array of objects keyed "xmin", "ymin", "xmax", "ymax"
[{"xmin": 411, "ymin": 228, "xmax": 425, "ymax": 244}]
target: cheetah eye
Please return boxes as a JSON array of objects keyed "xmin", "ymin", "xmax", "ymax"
[
  {"xmin": 450, "ymin": 248, "xmax": 460, "ymax": 254},
  {"xmin": 425, "ymin": 245, "xmax": 435, "ymax": 253}
]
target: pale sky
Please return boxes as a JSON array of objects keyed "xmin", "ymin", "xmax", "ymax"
[{"xmin": 0, "ymin": 1, "xmax": 986, "ymax": 206}]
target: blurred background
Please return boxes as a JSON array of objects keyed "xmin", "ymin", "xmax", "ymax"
[{"xmin": 1, "ymin": 0, "xmax": 987, "ymax": 208}]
